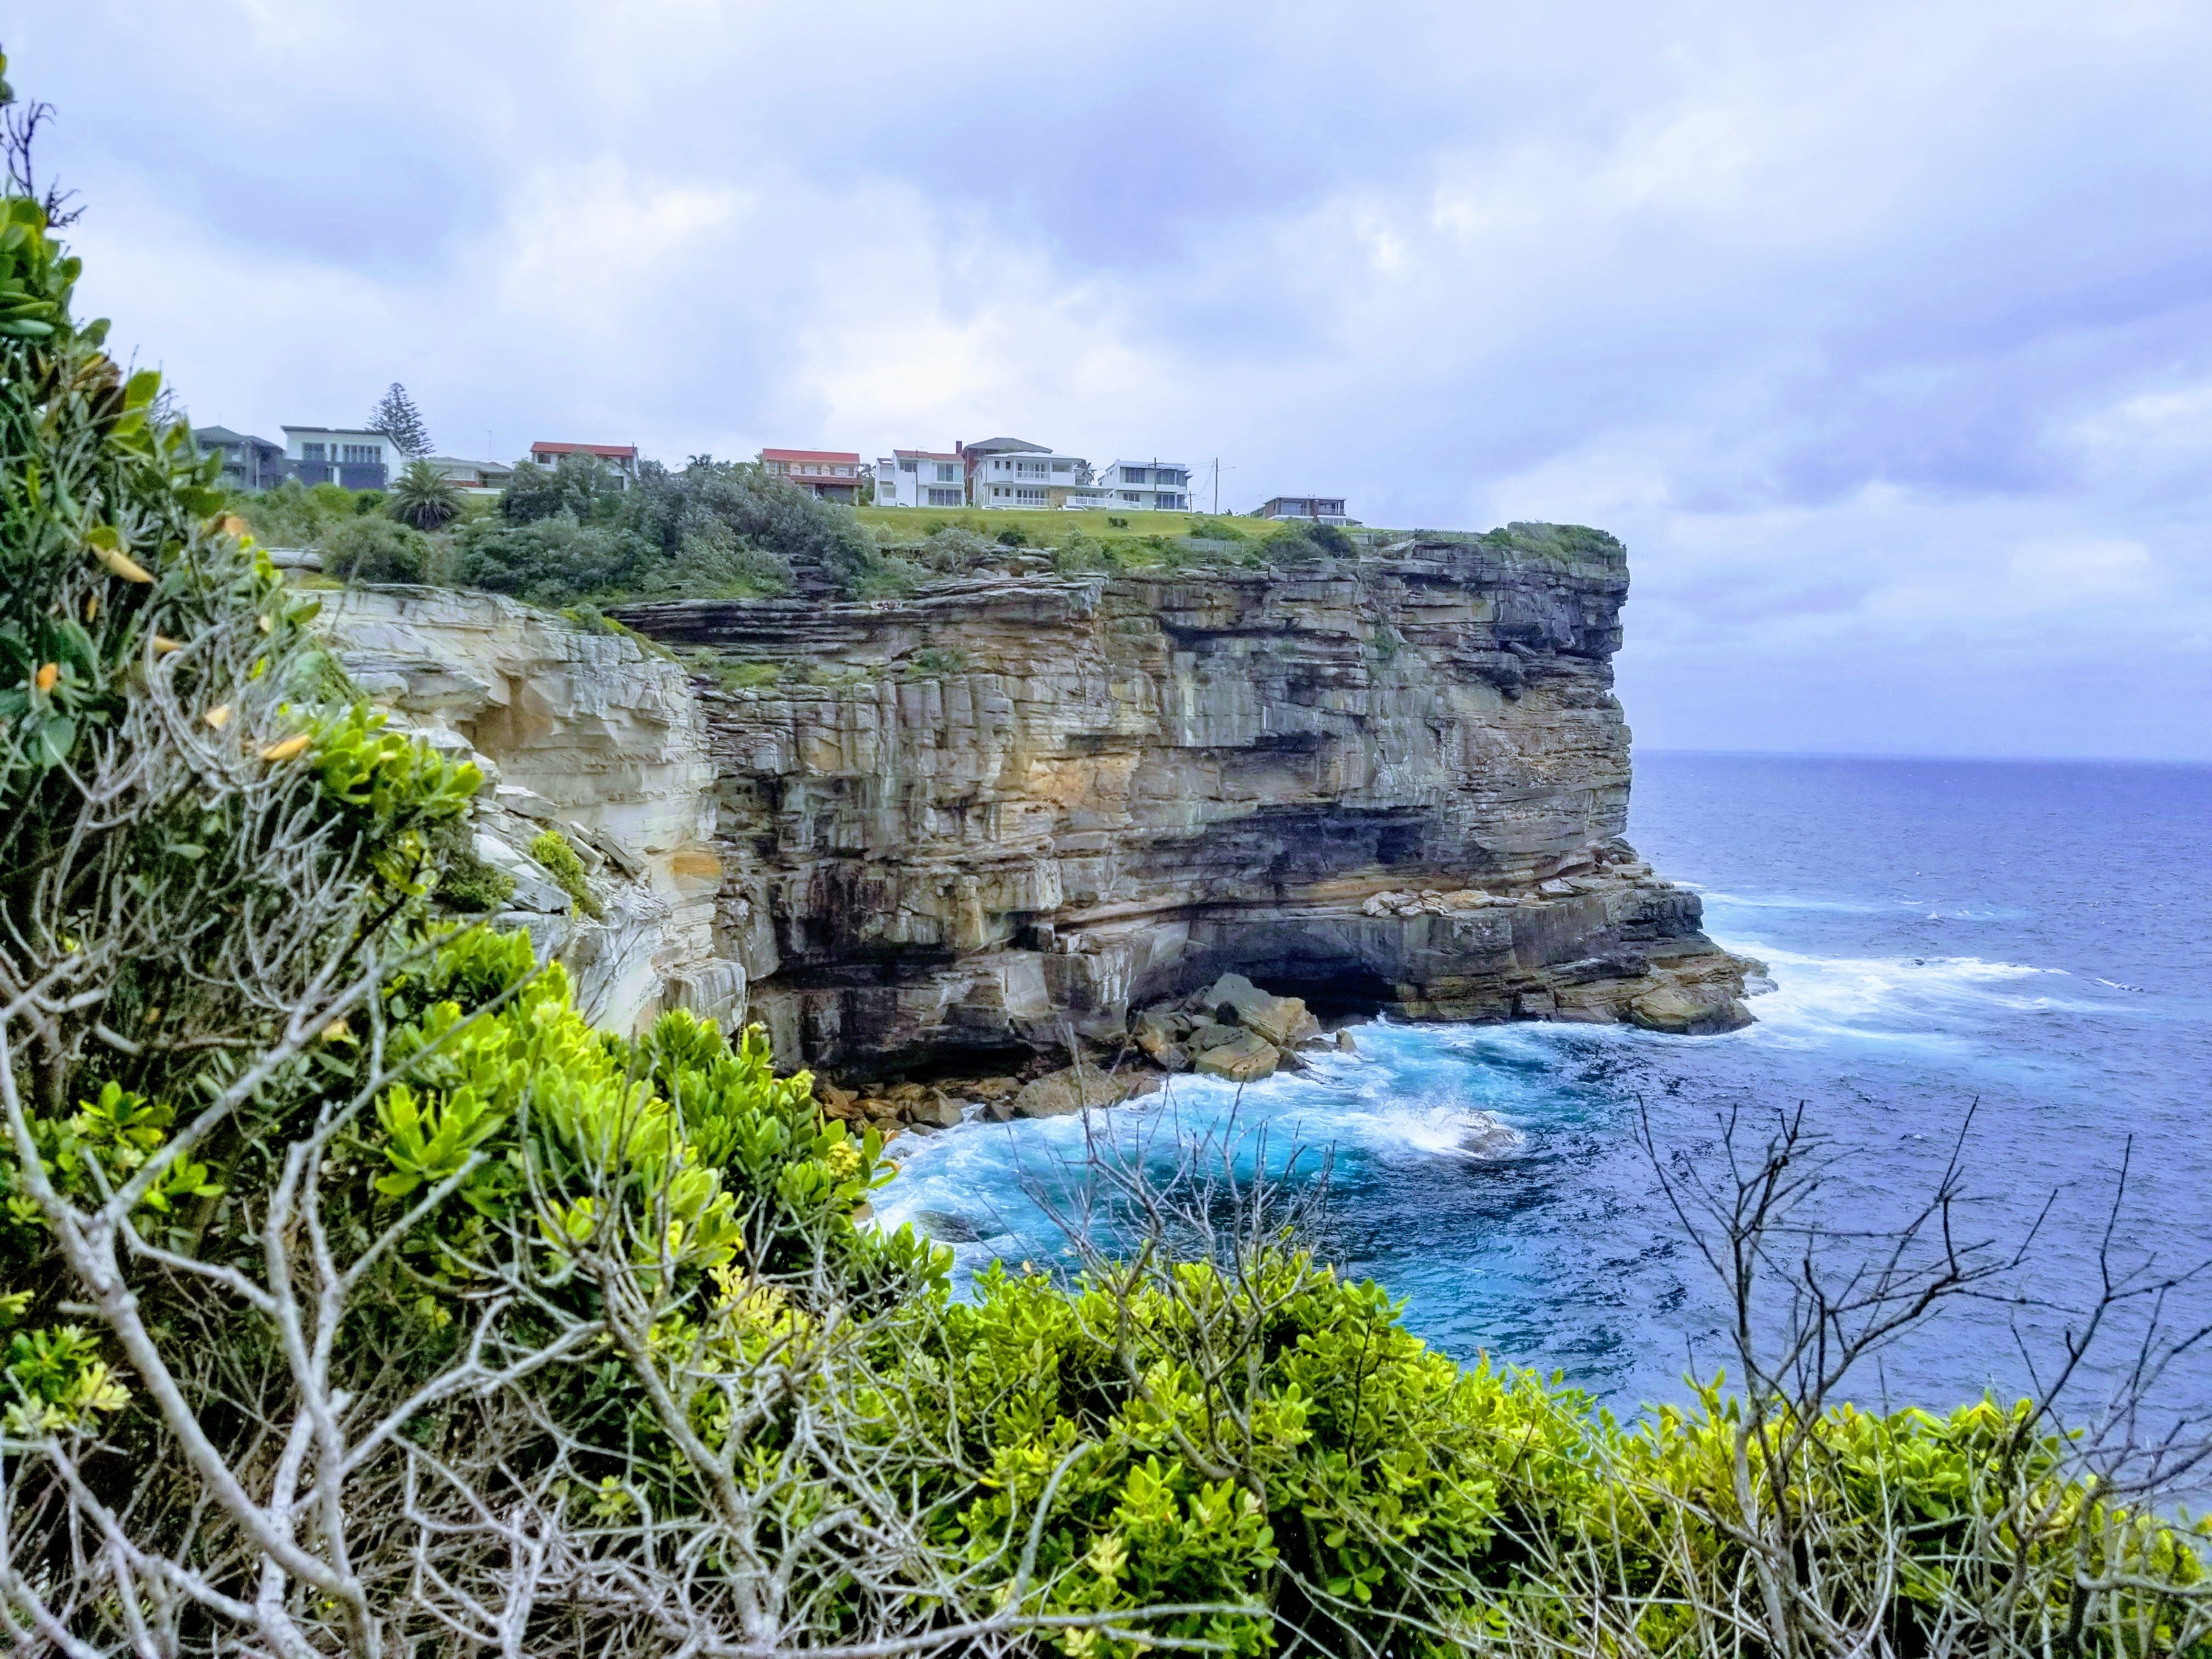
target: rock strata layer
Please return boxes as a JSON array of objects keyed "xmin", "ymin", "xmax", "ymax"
[
  {"xmin": 605, "ymin": 527, "xmax": 1754, "ymax": 1071},
  {"xmin": 314, "ymin": 586, "xmax": 741, "ymax": 1033}
]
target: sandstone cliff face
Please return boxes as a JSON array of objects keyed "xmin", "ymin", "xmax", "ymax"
[
  {"xmin": 610, "ymin": 528, "xmax": 1752, "ymax": 1073},
  {"xmin": 315, "ymin": 586, "xmax": 743, "ymax": 1032}
]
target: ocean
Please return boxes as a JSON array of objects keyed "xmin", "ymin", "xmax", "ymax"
[{"xmin": 876, "ymin": 754, "xmax": 2212, "ymax": 1418}]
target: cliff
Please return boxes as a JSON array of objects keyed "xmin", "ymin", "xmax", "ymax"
[
  {"xmin": 315, "ymin": 586, "xmax": 744, "ymax": 1032},
  {"xmin": 599, "ymin": 525, "xmax": 1753, "ymax": 1073}
]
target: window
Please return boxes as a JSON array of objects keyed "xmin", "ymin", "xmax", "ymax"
[
  {"xmin": 899, "ymin": 458, "xmax": 917, "ymax": 473},
  {"xmin": 926, "ymin": 487, "xmax": 962, "ymax": 506},
  {"xmin": 1121, "ymin": 491, "xmax": 1141, "ymax": 503},
  {"xmin": 342, "ymin": 444, "xmax": 379, "ymax": 464},
  {"xmin": 1016, "ymin": 488, "xmax": 1047, "ymax": 504},
  {"xmin": 935, "ymin": 463, "xmax": 957, "ymax": 482},
  {"xmin": 1050, "ymin": 460, "xmax": 1072, "ymax": 472},
  {"xmin": 301, "ymin": 442, "xmax": 327, "ymax": 461},
  {"xmin": 1122, "ymin": 467, "xmax": 1147, "ymax": 484},
  {"xmin": 1017, "ymin": 460, "xmax": 1046, "ymax": 477}
]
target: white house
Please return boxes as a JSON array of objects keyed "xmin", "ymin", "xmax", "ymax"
[
  {"xmin": 962, "ymin": 438, "xmax": 1094, "ymax": 510},
  {"xmin": 281, "ymin": 426, "xmax": 399, "ymax": 490},
  {"xmin": 874, "ymin": 449, "xmax": 967, "ymax": 508},
  {"xmin": 1096, "ymin": 459, "xmax": 1192, "ymax": 512}
]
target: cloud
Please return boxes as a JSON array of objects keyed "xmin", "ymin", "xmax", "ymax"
[{"xmin": 8, "ymin": 0, "xmax": 2210, "ymax": 758}]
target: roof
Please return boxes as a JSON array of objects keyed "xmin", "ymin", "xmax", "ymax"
[
  {"xmin": 962, "ymin": 437, "xmax": 1052, "ymax": 455},
  {"xmin": 281, "ymin": 425, "xmax": 386, "ymax": 438},
  {"xmin": 759, "ymin": 448, "xmax": 861, "ymax": 464},
  {"xmin": 893, "ymin": 448, "xmax": 961, "ymax": 461},
  {"xmin": 194, "ymin": 425, "xmax": 280, "ymax": 449},
  {"xmin": 530, "ymin": 441, "xmax": 638, "ymax": 459}
]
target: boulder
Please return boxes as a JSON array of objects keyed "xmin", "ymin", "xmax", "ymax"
[
  {"xmin": 1192, "ymin": 1032, "xmax": 1280, "ymax": 1084},
  {"xmin": 1132, "ymin": 1007, "xmax": 1181, "ymax": 1063},
  {"xmin": 1185, "ymin": 1019, "xmax": 1239, "ymax": 1052},
  {"xmin": 1627, "ymin": 983, "xmax": 1753, "ymax": 1036},
  {"xmin": 1202, "ymin": 973, "xmax": 1322, "ymax": 1048},
  {"xmin": 1009, "ymin": 1066, "xmax": 1139, "ymax": 1119},
  {"xmin": 906, "ymin": 1091, "xmax": 967, "ymax": 1129},
  {"xmin": 911, "ymin": 1209, "xmax": 984, "ymax": 1243},
  {"xmin": 1334, "ymin": 1029, "xmax": 1358, "ymax": 1053}
]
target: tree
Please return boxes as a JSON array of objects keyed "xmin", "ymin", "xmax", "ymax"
[
  {"xmin": 367, "ymin": 381, "xmax": 431, "ymax": 458},
  {"xmin": 388, "ymin": 456, "xmax": 461, "ymax": 531}
]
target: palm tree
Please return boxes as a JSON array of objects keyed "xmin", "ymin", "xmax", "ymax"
[{"xmin": 390, "ymin": 458, "xmax": 462, "ymax": 531}]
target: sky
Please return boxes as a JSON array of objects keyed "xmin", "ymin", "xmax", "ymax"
[{"xmin": 14, "ymin": 2, "xmax": 2212, "ymax": 759}]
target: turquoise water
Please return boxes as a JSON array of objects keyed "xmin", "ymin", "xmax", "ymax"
[{"xmin": 877, "ymin": 755, "xmax": 2212, "ymax": 1415}]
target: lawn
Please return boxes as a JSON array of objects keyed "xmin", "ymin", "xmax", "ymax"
[{"xmin": 857, "ymin": 504, "xmax": 1234, "ymax": 543}]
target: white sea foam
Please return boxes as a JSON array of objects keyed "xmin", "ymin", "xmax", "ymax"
[
  {"xmin": 1696, "ymin": 888, "xmax": 2027, "ymax": 923},
  {"xmin": 1707, "ymin": 939, "xmax": 2131, "ymax": 1043}
]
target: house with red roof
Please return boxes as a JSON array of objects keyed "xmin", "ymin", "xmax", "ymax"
[
  {"xmin": 528, "ymin": 441, "xmax": 640, "ymax": 490},
  {"xmin": 758, "ymin": 448, "xmax": 865, "ymax": 504}
]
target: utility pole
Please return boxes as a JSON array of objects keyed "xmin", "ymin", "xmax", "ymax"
[{"xmin": 1213, "ymin": 458, "xmax": 1220, "ymax": 515}]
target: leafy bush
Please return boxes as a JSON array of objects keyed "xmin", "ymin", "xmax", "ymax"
[
  {"xmin": 450, "ymin": 513, "xmax": 642, "ymax": 606},
  {"xmin": 433, "ymin": 842, "xmax": 515, "ymax": 912},
  {"xmin": 230, "ymin": 477, "xmax": 381, "ymax": 548},
  {"xmin": 500, "ymin": 454, "xmax": 618, "ymax": 524},
  {"xmin": 528, "ymin": 826, "xmax": 602, "ymax": 918},
  {"xmin": 918, "ymin": 523, "xmax": 997, "ymax": 573},
  {"xmin": 322, "ymin": 514, "xmax": 435, "ymax": 583}
]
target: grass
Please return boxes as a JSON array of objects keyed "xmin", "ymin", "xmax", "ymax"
[{"xmin": 858, "ymin": 505, "xmax": 1224, "ymax": 543}]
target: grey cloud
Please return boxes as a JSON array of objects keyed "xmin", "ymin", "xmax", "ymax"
[{"xmin": 12, "ymin": 0, "xmax": 2212, "ymax": 756}]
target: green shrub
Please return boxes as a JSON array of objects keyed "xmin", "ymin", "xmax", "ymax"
[
  {"xmin": 322, "ymin": 514, "xmax": 433, "ymax": 583},
  {"xmin": 918, "ymin": 524, "xmax": 995, "ymax": 573},
  {"xmin": 435, "ymin": 844, "xmax": 515, "ymax": 912},
  {"xmin": 450, "ymin": 514, "xmax": 643, "ymax": 606},
  {"xmin": 528, "ymin": 827, "xmax": 602, "ymax": 918},
  {"xmin": 232, "ymin": 477, "xmax": 383, "ymax": 548},
  {"xmin": 904, "ymin": 646, "xmax": 968, "ymax": 677}
]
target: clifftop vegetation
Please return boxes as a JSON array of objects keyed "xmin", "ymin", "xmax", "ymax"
[{"xmin": 230, "ymin": 462, "xmax": 1380, "ymax": 611}]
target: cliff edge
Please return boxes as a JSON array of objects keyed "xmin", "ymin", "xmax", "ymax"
[{"xmin": 602, "ymin": 523, "xmax": 1754, "ymax": 1073}]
